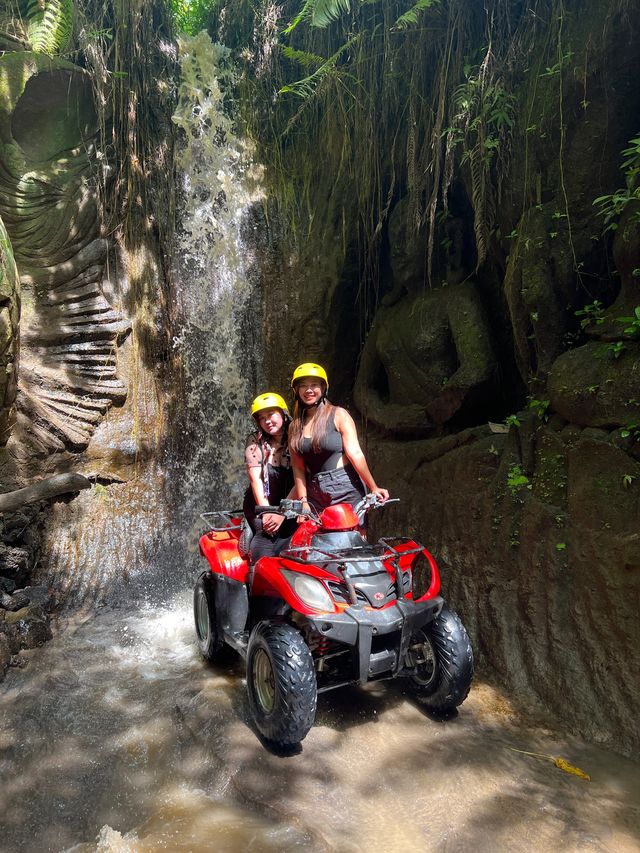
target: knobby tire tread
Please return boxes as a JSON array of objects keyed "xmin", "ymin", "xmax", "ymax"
[
  {"xmin": 411, "ymin": 605, "xmax": 474, "ymax": 712},
  {"xmin": 193, "ymin": 574, "xmax": 226, "ymax": 663},
  {"xmin": 247, "ymin": 621, "xmax": 317, "ymax": 747}
]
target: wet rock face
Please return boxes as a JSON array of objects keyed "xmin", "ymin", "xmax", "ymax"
[
  {"xmin": 354, "ymin": 199, "xmax": 499, "ymax": 435},
  {"xmin": 370, "ymin": 424, "xmax": 640, "ymax": 755},
  {"xmin": 256, "ymin": 3, "xmax": 640, "ymax": 754},
  {"xmin": 0, "ymin": 213, "xmax": 19, "ymax": 445}
]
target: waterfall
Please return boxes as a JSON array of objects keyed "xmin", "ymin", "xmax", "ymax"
[{"xmin": 171, "ymin": 32, "xmax": 266, "ymax": 560}]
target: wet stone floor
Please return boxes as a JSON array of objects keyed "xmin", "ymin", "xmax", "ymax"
[{"xmin": 0, "ymin": 591, "xmax": 639, "ymax": 853}]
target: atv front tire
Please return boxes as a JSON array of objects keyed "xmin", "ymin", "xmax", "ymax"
[
  {"xmin": 405, "ymin": 605, "xmax": 473, "ymax": 712},
  {"xmin": 193, "ymin": 574, "xmax": 225, "ymax": 663},
  {"xmin": 246, "ymin": 621, "xmax": 317, "ymax": 747}
]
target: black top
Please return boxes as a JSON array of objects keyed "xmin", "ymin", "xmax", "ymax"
[{"xmin": 300, "ymin": 410, "xmax": 344, "ymax": 475}]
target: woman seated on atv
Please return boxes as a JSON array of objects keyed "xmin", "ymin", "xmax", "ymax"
[
  {"xmin": 243, "ymin": 393, "xmax": 298, "ymax": 562},
  {"xmin": 288, "ymin": 362, "xmax": 389, "ymax": 513}
]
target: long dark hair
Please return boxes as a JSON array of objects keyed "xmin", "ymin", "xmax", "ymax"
[{"xmin": 288, "ymin": 391, "xmax": 335, "ymax": 455}]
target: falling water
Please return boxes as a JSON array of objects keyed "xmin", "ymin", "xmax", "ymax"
[{"xmin": 171, "ymin": 31, "xmax": 265, "ymax": 556}]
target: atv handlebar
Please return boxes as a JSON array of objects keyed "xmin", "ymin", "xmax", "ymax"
[
  {"xmin": 256, "ymin": 493, "xmax": 399, "ymax": 524},
  {"xmin": 255, "ymin": 499, "xmax": 322, "ymax": 523},
  {"xmin": 353, "ymin": 493, "xmax": 399, "ymax": 522}
]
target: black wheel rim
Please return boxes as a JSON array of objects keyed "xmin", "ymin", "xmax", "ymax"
[
  {"xmin": 253, "ymin": 648, "xmax": 276, "ymax": 713},
  {"xmin": 195, "ymin": 587, "xmax": 209, "ymax": 641},
  {"xmin": 408, "ymin": 630, "xmax": 437, "ymax": 688}
]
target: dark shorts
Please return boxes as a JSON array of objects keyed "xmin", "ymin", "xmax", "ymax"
[
  {"xmin": 249, "ymin": 517, "xmax": 298, "ymax": 563},
  {"xmin": 307, "ymin": 464, "xmax": 365, "ymax": 512}
]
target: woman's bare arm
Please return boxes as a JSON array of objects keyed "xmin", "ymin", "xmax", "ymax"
[{"xmin": 336, "ymin": 408, "xmax": 389, "ymax": 501}]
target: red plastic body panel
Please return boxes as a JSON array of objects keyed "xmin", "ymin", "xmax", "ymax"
[
  {"xmin": 199, "ymin": 529, "xmax": 249, "ymax": 583},
  {"xmin": 251, "ymin": 556, "xmax": 340, "ymax": 615},
  {"xmin": 290, "ymin": 519, "xmax": 319, "ymax": 548},
  {"xmin": 320, "ymin": 503, "xmax": 359, "ymax": 530}
]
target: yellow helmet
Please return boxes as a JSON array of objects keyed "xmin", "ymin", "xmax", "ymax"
[
  {"xmin": 250, "ymin": 392, "xmax": 289, "ymax": 418},
  {"xmin": 290, "ymin": 362, "xmax": 329, "ymax": 390}
]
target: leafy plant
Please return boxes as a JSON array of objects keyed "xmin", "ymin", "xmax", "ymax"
[
  {"xmin": 616, "ymin": 305, "xmax": 640, "ymax": 338},
  {"xmin": 505, "ymin": 414, "xmax": 521, "ymax": 428},
  {"xmin": 621, "ymin": 423, "xmax": 640, "ymax": 440},
  {"xmin": 574, "ymin": 300, "xmax": 605, "ymax": 330},
  {"xmin": 609, "ymin": 341, "xmax": 626, "ymax": 359},
  {"xmin": 22, "ymin": 0, "xmax": 74, "ymax": 54},
  {"xmin": 393, "ymin": 0, "xmax": 440, "ymax": 30},
  {"xmin": 622, "ymin": 474, "xmax": 635, "ymax": 488},
  {"xmin": 555, "ymin": 542, "xmax": 566, "ymax": 551},
  {"xmin": 593, "ymin": 134, "xmax": 640, "ymax": 231},
  {"xmin": 284, "ymin": 0, "xmax": 355, "ymax": 33},
  {"xmin": 170, "ymin": 0, "xmax": 219, "ymax": 35},
  {"xmin": 279, "ymin": 36, "xmax": 359, "ymax": 98},
  {"xmin": 507, "ymin": 464, "xmax": 530, "ymax": 494},
  {"xmin": 527, "ymin": 398, "xmax": 549, "ymax": 420}
]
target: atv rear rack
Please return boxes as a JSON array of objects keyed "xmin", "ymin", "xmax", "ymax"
[{"xmin": 200, "ymin": 510, "xmax": 244, "ymax": 532}]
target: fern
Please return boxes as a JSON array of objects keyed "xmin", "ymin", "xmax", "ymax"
[
  {"xmin": 394, "ymin": 0, "xmax": 440, "ymax": 30},
  {"xmin": 281, "ymin": 46, "xmax": 326, "ymax": 67},
  {"xmin": 279, "ymin": 35, "xmax": 358, "ymax": 99},
  {"xmin": 284, "ymin": 0, "xmax": 351, "ymax": 34},
  {"xmin": 22, "ymin": 0, "xmax": 74, "ymax": 55}
]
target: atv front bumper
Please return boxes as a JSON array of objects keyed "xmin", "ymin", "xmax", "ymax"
[{"xmin": 304, "ymin": 595, "xmax": 444, "ymax": 686}]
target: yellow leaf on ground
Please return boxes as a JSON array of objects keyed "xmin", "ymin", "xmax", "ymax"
[{"xmin": 553, "ymin": 757, "xmax": 591, "ymax": 781}]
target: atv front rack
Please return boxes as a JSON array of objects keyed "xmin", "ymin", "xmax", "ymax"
[
  {"xmin": 200, "ymin": 510, "xmax": 244, "ymax": 532},
  {"xmin": 281, "ymin": 537, "xmax": 425, "ymax": 604}
]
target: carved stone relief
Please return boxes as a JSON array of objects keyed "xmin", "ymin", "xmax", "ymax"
[{"xmin": 0, "ymin": 53, "xmax": 130, "ymax": 468}]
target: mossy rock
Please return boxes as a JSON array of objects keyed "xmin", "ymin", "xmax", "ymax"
[{"xmin": 548, "ymin": 341, "xmax": 640, "ymax": 428}]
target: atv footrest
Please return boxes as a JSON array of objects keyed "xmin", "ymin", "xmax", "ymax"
[
  {"xmin": 368, "ymin": 648, "xmax": 397, "ymax": 676},
  {"xmin": 224, "ymin": 630, "xmax": 249, "ymax": 655}
]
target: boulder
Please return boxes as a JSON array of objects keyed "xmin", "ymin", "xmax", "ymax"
[
  {"xmin": 0, "ymin": 632, "xmax": 11, "ymax": 680},
  {"xmin": 548, "ymin": 342, "xmax": 640, "ymax": 428},
  {"xmin": 21, "ymin": 585, "xmax": 53, "ymax": 610},
  {"xmin": 4, "ymin": 604, "xmax": 52, "ymax": 649}
]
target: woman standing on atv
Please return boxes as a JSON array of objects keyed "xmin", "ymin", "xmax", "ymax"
[
  {"xmin": 288, "ymin": 363, "xmax": 389, "ymax": 512},
  {"xmin": 243, "ymin": 393, "xmax": 297, "ymax": 561}
]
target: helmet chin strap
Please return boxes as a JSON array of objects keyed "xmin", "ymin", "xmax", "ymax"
[{"xmin": 303, "ymin": 394, "xmax": 326, "ymax": 409}]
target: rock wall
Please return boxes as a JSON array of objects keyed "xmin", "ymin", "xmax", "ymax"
[
  {"xmin": 0, "ymin": 3, "xmax": 178, "ymax": 677},
  {"xmin": 247, "ymin": 0, "xmax": 640, "ymax": 753}
]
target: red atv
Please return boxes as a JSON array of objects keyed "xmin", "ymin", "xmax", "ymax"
[{"xmin": 194, "ymin": 496, "xmax": 473, "ymax": 748}]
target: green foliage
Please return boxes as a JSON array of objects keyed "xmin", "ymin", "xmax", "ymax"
[
  {"xmin": 608, "ymin": 341, "xmax": 626, "ymax": 359},
  {"xmin": 170, "ymin": 0, "xmax": 219, "ymax": 35},
  {"xmin": 393, "ymin": 0, "xmax": 440, "ymax": 30},
  {"xmin": 622, "ymin": 474, "xmax": 635, "ymax": 488},
  {"xmin": 620, "ymin": 423, "xmax": 640, "ymax": 440},
  {"xmin": 505, "ymin": 413, "xmax": 521, "ymax": 428},
  {"xmin": 593, "ymin": 134, "xmax": 640, "ymax": 231},
  {"xmin": 616, "ymin": 305, "xmax": 640, "ymax": 338},
  {"xmin": 507, "ymin": 464, "xmax": 530, "ymax": 495},
  {"xmin": 527, "ymin": 398, "xmax": 550, "ymax": 421},
  {"xmin": 284, "ymin": 0, "xmax": 352, "ymax": 34},
  {"xmin": 574, "ymin": 300, "xmax": 604, "ymax": 330},
  {"xmin": 279, "ymin": 37, "xmax": 359, "ymax": 98},
  {"xmin": 449, "ymin": 66, "xmax": 516, "ymax": 266},
  {"xmin": 555, "ymin": 542, "xmax": 566, "ymax": 551},
  {"xmin": 22, "ymin": 0, "xmax": 74, "ymax": 54}
]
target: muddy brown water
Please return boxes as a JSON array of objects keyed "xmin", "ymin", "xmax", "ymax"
[{"xmin": 1, "ymin": 591, "xmax": 639, "ymax": 853}]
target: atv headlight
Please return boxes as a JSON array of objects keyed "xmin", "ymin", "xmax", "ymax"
[{"xmin": 281, "ymin": 570, "xmax": 335, "ymax": 612}]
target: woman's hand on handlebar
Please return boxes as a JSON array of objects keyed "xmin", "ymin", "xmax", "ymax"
[
  {"xmin": 262, "ymin": 512, "xmax": 284, "ymax": 535},
  {"xmin": 372, "ymin": 487, "xmax": 390, "ymax": 502}
]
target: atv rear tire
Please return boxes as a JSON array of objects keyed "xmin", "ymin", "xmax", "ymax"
[
  {"xmin": 246, "ymin": 621, "xmax": 317, "ymax": 747},
  {"xmin": 193, "ymin": 574, "xmax": 225, "ymax": 663},
  {"xmin": 405, "ymin": 605, "xmax": 473, "ymax": 712}
]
